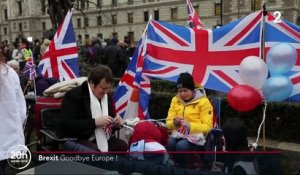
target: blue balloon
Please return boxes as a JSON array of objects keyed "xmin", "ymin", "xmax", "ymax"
[
  {"xmin": 266, "ymin": 43, "xmax": 297, "ymax": 76},
  {"xmin": 262, "ymin": 76, "xmax": 293, "ymax": 102}
]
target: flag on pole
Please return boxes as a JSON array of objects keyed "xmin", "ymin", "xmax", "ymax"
[
  {"xmin": 186, "ymin": 0, "xmax": 204, "ymax": 29},
  {"xmin": 38, "ymin": 10, "xmax": 79, "ymax": 81},
  {"xmin": 143, "ymin": 11, "xmax": 300, "ymax": 101},
  {"xmin": 23, "ymin": 55, "xmax": 36, "ymax": 81},
  {"xmin": 114, "ymin": 27, "xmax": 151, "ymax": 120}
]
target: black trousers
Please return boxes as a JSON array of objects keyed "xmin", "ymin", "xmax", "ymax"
[{"xmin": 0, "ymin": 160, "xmax": 6, "ymax": 175}]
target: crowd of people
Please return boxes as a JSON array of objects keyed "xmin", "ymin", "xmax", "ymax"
[{"xmin": 0, "ymin": 35, "xmax": 136, "ymax": 96}]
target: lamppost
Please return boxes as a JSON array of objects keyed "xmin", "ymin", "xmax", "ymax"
[{"xmin": 215, "ymin": 0, "xmax": 223, "ymax": 27}]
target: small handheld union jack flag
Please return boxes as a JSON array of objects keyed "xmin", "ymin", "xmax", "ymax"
[
  {"xmin": 186, "ymin": 0, "xmax": 204, "ymax": 30},
  {"xmin": 23, "ymin": 56, "xmax": 36, "ymax": 81}
]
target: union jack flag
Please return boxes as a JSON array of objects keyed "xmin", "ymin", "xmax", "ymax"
[
  {"xmin": 23, "ymin": 55, "xmax": 36, "ymax": 81},
  {"xmin": 186, "ymin": 0, "xmax": 204, "ymax": 30},
  {"xmin": 143, "ymin": 11, "xmax": 300, "ymax": 101},
  {"xmin": 114, "ymin": 29, "xmax": 151, "ymax": 120},
  {"xmin": 38, "ymin": 10, "xmax": 79, "ymax": 81}
]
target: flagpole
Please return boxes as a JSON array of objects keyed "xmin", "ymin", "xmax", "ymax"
[
  {"xmin": 32, "ymin": 78, "xmax": 37, "ymax": 102},
  {"xmin": 260, "ymin": 1, "xmax": 267, "ymax": 150}
]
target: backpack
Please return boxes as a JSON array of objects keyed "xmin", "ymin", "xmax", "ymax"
[{"xmin": 204, "ymin": 128, "xmax": 226, "ymax": 152}]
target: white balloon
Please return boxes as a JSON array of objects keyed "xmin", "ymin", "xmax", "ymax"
[{"xmin": 239, "ymin": 56, "xmax": 268, "ymax": 89}]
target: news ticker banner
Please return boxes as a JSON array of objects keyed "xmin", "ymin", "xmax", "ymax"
[{"xmin": 6, "ymin": 145, "xmax": 282, "ymax": 174}]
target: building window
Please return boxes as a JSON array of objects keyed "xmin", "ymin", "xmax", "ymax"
[
  {"xmin": 76, "ymin": 0, "xmax": 80, "ymax": 7},
  {"xmin": 3, "ymin": 27, "xmax": 7, "ymax": 35},
  {"xmin": 77, "ymin": 18, "xmax": 81, "ymax": 28},
  {"xmin": 86, "ymin": 1, "xmax": 89, "ymax": 9},
  {"xmin": 97, "ymin": 16, "xmax": 102, "ymax": 26},
  {"xmin": 128, "ymin": 0, "xmax": 133, "ymax": 5},
  {"xmin": 42, "ymin": 22, "xmax": 46, "ymax": 30},
  {"xmin": 17, "ymin": 1, "xmax": 22, "ymax": 16},
  {"xmin": 97, "ymin": 33, "xmax": 103, "ymax": 39},
  {"xmin": 215, "ymin": 3, "xmax": 221, "ymax": 16},
  {"xmin": 77, "ymin": 35, "xmax": 82, "ymax": 44},
  {"xmin": 4, "ymin": 9, "xmax": 8, "ymax": 21},
  {"xmin": 154, "ymin": 10, "xmax": 159, "ymax": 20},
  {"xmin": 19, "ymin": 23, "xmax": 22, "ymax": 31},
  {"xmin": 148, "ymin": 0, "xmax": 154, "ymax": 2},
  {"xmin": 112, "ymin": 32, "xmax": 118, "ymax": 37},
  {"xmin": 128, "ymin": 31, "xmax": 134, "ymax": 43},
  {"xmin": 84, "ymin": 17, "xmax": 89, "ymax": 27},
  {"xmin": 128, "ymin": 13, "xmax": 133, "ymax": 23},
  {"xmin": 144, "ymin": 11, "xmax": 149, "ymax": 22},
  {"xmin": 23, "ymin": 22, "xmax": 27, "ymax": 30},
  {"xmin": 41, "ymin": 0, "xmax": 46, "ymax": 14},
  {"xmin": 97, "ymin": 0, "xmax": 102, "ymax": 8},
  {"xmin": 85, "ymin": 34, "xmax": 90, "ymax": 39},
  {"xmin": 171, "ymin": 8, "xmax": 178, "ymax": 20},
  {"xmin": 251, "ymin": 0, "xmax": 261, "ymax": 11},
  {"xmin": 13, "ymin": 23, "xmax": 16, "ymax": 30},
  {"xmin": 112, "ymin": 14, "xmax": 117, "ymax": 25},
  {"xmin": 80, "ymin": 0, "xmax": 85, "ymax": 9},
  {"xmin": 112, "ymin": 0, "xmax": 117, "ymax": 7}
]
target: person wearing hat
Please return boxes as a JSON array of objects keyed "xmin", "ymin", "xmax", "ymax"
[{"xmin": 166, "ymin": 72, "xmax": 213, "ymax": 167}]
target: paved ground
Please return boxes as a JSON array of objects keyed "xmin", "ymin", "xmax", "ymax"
[{"xmin": 248, "ymin": 137, "xmax": 300, "ymax": 175}]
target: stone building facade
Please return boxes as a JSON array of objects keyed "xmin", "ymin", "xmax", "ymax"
[{"xmin": 0, "ymin": 0, "xmax": 299, "ymax": 44}]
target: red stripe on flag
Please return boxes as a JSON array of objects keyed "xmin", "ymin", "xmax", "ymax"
[
  {"xmin": 152, "ymin": 21, "xmax": 189, "ymax": 47},
  {"xmin": 291, "ymin": 76, "xmax": 300, "ymax": 84},
  {"xmin": 213, "ymin": 70, "xmax": 239, "ymax": 87},
  {"xmin": 225, "ymin": 12, "xmax": 262, "ymax": 46}
]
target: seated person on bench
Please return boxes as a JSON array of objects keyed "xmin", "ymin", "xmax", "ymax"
[
  {"xmin": 166, "ymin": 72, "xmax": 213, "ymax": 166},
  {"xmin": 58, "ymin": 65, "xmax": 127, "ymax": 151}
]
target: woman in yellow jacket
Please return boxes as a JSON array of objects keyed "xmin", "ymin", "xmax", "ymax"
[{"xmin": 166, "ymin": 72, "xmax": 213, "ymax": 166}]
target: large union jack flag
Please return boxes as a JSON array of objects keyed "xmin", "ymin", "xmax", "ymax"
[
  {"xmin": 38, "ymin": 10, "xmax": 79, "ymax": 81},
  {"xmin": 114, "ymin": 10, "xmax": 300, "ymax": 119},
  {"xmin": 143, "ymin": 11, "xmax": 300, "ymax": 102}
]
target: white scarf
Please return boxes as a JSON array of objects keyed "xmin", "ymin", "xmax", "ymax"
[{"xmin": 88, "ymin": 83, "xmax": 109, "ymax": 151}]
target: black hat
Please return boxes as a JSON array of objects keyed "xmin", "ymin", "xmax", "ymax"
[{"xmin": 176, "ymin": 72, "xmax": 195, "ymax": 91}]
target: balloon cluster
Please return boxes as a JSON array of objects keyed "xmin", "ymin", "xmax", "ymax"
[
  {"xmin": 227, "ymin": 43, "xmax": 298, "ymax": 112},
  {"xmin": 262, "ymin": 43, "xmax": 297, "ymax": 102}
]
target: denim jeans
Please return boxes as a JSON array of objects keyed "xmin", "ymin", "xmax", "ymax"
[{"xmin": 166, "ymin": 137, "xmax": 198, "ymax": 166}]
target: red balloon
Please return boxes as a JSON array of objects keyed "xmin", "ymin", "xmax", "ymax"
[{"xmin": 227, "ymin": 85, "xmax": 262, "ymax": 112}]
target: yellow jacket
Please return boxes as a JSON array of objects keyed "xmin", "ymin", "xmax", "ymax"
[
  {"xmin": 166, "ymin": 89, "xmax": 213, "ymax": 134},
  {"xmin": 23, "ymin": 48, "xmax": 32, "ymax": 61}
]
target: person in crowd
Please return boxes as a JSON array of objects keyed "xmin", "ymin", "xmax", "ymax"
[
  {"xmin": 84, "ymin": 39, "xmax": 97, "ymax": 66},
  {"xmin": 166, "ymin": 72, "xmax": 213, "ymax": 166},
  {"xmin": 7, "ymin": 59, "xmax": 28, "ymax": 91},
  {"xmin": 58, "ymin": 65, "xmax": 127, "ymax": 151},
  {"xmin": 40, "ymin": 38, "xmax": 51, "ymax": 56},
  {"xmin": 3, "ymin": 45, "xmax": 12, "ymax": 62},
  {"xmin": 11, "ymin": 42, "xmax": 25, "ymax": 70},
  {"xmin": 126, "ymin": 41, "xmax": 136, "ymax": 58},
  {"xmin": 0, "ymin": 51, "xmax": 26, "ymax": 175},
  {"xmin": 33, "ymin": 39, "xmax": 41, "ymax": 63},
  {"xmin": 91, "ymin": 37, "xmax": 103, "ymax": 65},
  {"xmin": 103, "ymin": 37, "xmax": 126, "ymax": 77},
  {"xmin": 21, "ymin": 39, "xmax": 33, "ymax": 62}
]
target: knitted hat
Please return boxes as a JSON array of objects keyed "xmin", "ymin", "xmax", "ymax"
[{"xmin": 176, "ymin": 72, "xmax": 195, "ymax": 91}]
